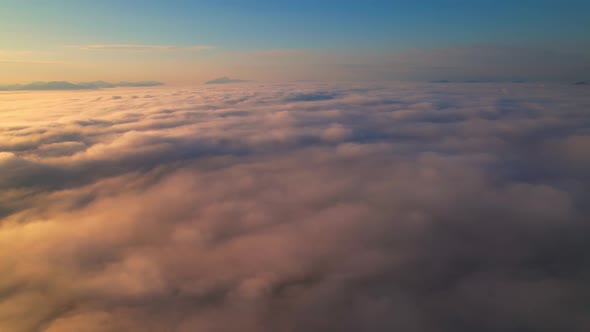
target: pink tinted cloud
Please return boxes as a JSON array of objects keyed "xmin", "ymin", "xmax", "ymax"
[{"xmin": 0, "ymin": 82, "xmax": 590, "ymax": 332}]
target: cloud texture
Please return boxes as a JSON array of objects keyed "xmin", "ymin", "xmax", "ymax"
[{"xmin": 1, "ymin": 83, "xmax": 589, "ymax": 332}]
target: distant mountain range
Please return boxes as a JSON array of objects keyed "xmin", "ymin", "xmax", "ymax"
[
  {"xmin": 430, "ymin": 79, "xmax": 527, "ymax": 83},
  {"xmin": 430, "ymin": 79, "xmax": 590, "ymax": 85},
  {"xmin": 205, "ymin": 77, "xmax": 250, "ymax": 84},
  {"xmin": 0, "ymin": 81, "xmax": 164, "ymax": 91}
]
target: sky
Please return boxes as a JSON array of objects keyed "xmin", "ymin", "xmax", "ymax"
[{"xmin": 1, "ymin": 0, "xmax": 590, "ymax": 83}]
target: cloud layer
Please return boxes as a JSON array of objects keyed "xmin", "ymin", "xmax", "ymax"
[{"xmin": 1, "ymin": 82, "xmax": 589, "ymax": 332}]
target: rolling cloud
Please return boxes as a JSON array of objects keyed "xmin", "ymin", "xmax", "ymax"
[{"xmin": 1, "ymin": 82, "xmax": 589, "ymax": 332}]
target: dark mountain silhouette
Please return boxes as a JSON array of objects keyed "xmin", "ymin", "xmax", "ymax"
[
  {"xmin": 205, "ymin": 77, "xmax": 250, "ymax": 84},
  {"xmin": 0, "ymin": 81, "xmax": 163, "ymax": 91}
]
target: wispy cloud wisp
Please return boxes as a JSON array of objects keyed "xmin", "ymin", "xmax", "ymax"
[{"xmin": 69, "ymin": 44, "xmax": 215, "ymax": 51}]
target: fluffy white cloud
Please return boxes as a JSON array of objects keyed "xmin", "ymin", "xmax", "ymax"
[{"xmin": 0, "ymin": 82, "xmax": 589, "ymax": 332}]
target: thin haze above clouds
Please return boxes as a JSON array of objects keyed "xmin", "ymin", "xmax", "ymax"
[
  {"xmin": 1, "ymin": 82, "xmax": 590, "ymax": 332},
  {"xmin": 69, "ymin": 45, "xmax": 215, "ymax": 51}
]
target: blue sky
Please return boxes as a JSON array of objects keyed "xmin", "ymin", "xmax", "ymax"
[{"xmin": 1, "ymin": 0, "xmax": 589, "ymax": 82}]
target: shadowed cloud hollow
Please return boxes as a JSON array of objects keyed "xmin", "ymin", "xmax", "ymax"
[{"xmin": 0, "ymin": 82, "xmax": 589, "ymax": 332}]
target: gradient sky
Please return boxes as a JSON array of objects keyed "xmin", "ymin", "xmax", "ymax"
[{"xmin": 1, "ymin": 0, "xmax": 589, "ymax": 83}]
